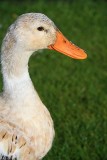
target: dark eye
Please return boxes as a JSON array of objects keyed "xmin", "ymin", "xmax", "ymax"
[{"xmin": 37, "ymin": 26, "xmax": 44, "ymax": 31}]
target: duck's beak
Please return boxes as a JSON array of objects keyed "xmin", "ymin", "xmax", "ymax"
[{"xmin": 48, "ymin": 31, "xmax": 87, "ymax": 59}]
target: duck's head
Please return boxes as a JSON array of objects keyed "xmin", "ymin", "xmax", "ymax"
[{"xmin": 7, "ymin": 13, "xmax": 87, "ymax": 59}]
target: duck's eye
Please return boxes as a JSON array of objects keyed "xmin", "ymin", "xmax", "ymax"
[{"xmin": 37, "ymin": 26, "xmax": 44, "ymax": 31}]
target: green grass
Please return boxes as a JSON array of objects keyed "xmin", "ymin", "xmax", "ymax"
[{"xmin": 0, "ymin": 0, "xmax": 107, "ymax": 159}]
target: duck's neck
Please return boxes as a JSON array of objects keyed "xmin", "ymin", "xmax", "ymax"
[{"xmin": 1, "ymin": 38, "xmax": 41, "ymax": 107}]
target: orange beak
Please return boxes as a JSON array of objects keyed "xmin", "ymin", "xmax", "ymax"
[{"xmin": 48, "ymin": 31, "xmax": 87, "ymax": 59}]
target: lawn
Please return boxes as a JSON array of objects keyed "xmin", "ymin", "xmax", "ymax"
[{"xmin": 0, "ymin": 0, "xmax": 107, "ymax": 160}]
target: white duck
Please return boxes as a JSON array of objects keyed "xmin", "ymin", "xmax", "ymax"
[{"xmin": 0, "ymin": 13, "xmax": 87, "ymax": 160}]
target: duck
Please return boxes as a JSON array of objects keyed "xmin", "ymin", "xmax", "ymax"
[{"xmin": 0, "ymin": 13, "xmax": 87, "ymax": 160}]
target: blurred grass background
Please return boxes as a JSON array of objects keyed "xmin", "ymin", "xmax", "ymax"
[{"xmin": 0, "ymin": 0, "xmax": 107, "ymax": 159}]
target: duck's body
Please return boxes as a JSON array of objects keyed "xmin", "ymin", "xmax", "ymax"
[
  {"xmin": 0, "ymin": 76, "xmax": 54, "ymax": 160},
  {"xmin": 0, "ymin": 13, "xmax": 87, "ymax": 160}
]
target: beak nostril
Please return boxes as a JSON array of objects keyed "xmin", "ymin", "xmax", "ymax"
[{"xmin": 63, "ymin": 39, "xmax": 66, "ymax": 43}]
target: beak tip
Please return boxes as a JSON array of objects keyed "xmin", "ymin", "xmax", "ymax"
[
  {"xmin": 81, "ymin": 53, "xmax": 87, "ymax": 60},
  {"xmin": 78, "ymin": 49, "xmax": 87, "ymax": 60}
]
